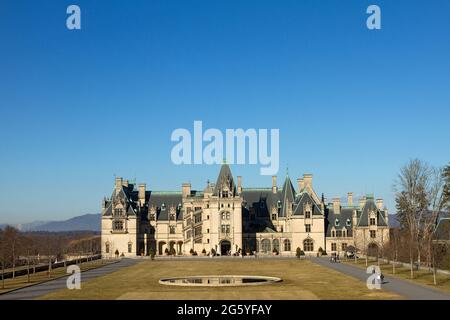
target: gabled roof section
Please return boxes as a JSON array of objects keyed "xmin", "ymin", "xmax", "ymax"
[
  {"xmin": 293, "ymin": 192, "xmax": 323, "ymax": 216},
  {"xmin": 356, "ymin": 198, "xmax": 388, "ymax": 227},
  {"xmin": 213, "ymin": 164, "xmax": 236, "ymax": 196}
]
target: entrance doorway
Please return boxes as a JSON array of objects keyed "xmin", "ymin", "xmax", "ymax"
[{"xmin": 220, "ymin": 240, "xmax": 231, "ymax": 256}]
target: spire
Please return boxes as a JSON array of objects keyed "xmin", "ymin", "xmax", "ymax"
[{"xmin": 213, "ymin": 163, "xmax": 236, "ymax": 196}]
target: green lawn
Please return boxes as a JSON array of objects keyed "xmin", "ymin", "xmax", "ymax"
[
  {"xmin": 39, "ymin": 259, "xmax": 402, "ymax": 300},
  {"xmin": 343, "ymin": 258, "xmax": 450, "ymax": 294},
  {"xmin": 0, "ymin": 260, "xmax": 116, "ymax": 295}
]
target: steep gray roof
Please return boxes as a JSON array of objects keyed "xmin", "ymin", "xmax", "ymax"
[
  {"xmin": 293, "ymin": 192, "xmax": 322, "ymax": 216},
  {"xmin": 147, "ymin": 192, "xmax": 183, "ymax": 221},
  {"xmin": 356, "ymin": 198, "xmax": 388, "ymax": 227},
  {"xmin": 213, "ymin": 164, "xmax": 236, "ymax": 196},
  {"xmin": 280, "ymin": 176, "xmax": 296, "ymax": 217},
  {"xmin": 325, "ymin": 207, "xmax": 355, "ymax": 237}
]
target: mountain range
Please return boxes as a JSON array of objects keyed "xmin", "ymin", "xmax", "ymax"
[{"xmin": 0, "ymin": 213, "xmax": 101, "ymax": 232}]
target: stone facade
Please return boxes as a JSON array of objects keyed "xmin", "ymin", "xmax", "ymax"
[{"xmin": 101, "ymin": 164, "xmax": 389, "ymax": 258}]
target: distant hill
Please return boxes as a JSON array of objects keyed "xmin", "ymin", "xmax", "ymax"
[{"xmin": 0, "ymin": 214, "xmax": 101, "ymax": 232}]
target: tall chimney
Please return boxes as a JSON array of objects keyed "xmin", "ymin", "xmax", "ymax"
[
  {"xmin": 303, "ymin": 174, "xmax": 312, "ymax": 189},
  {"xmin": 376, "ymin": 198, "xmax": 383, "ymax": 210},
  {"xmin": 138, "ymin": 184, "xmax": 146, "ymax": 206},
  {"xmin": 347, "ymin": 192, "xmax": 353, "ymax": 206},
  {"xmin": 115, "ymin": 177, "xmax": 123, "ymax": 190},
  {"xmin": 333, "ymin": 197, "xmax": 341, "ymax": 214},
  {"xmin": 237, "ymin": 176, "xmax": 242, "ymax": 194},
  {"xmin": 359, "ymin": 196, "xmax": 366, "ymax": 209},
  {"xmin": 297, "ymin": 178, "xmax": 305, "ymax": 191},
  {"xmin": 182, "ymin": 183, "xmax": 191, "ymax": 198},
  {"xmin": 272, "ymin": 176, "xmax": 277, "ymax": 194}
]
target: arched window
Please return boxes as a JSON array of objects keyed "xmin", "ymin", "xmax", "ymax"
[
  {"xmin": 273, "ymin": 239, "xmax": 280, "ymax": 253},
  {"xmin": 105, "ymin": 242, "xmax": 110, "ymax": 254},
  {"xmin": 261, "ymin": 239, "xmax": 271, "ymax": 253},
  {"xmin": 284, "ymin": 239, "xmax": 291, "ymax": 251},
  {"xmin": 303, "ymin": 239, "xmax": 314, "ymax": 252}
]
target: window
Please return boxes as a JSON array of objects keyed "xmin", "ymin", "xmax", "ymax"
[
  {"xmin": 331, "ymin": 230, "xmax": 335, "ymax": 237},
  {"xmin": 169, "ymin": 226, "xmax": 176, "ymax": 234},
  {"xmin": 222, "ymin": 191, "xmax": 228, "ymax": 198},
  {"xmin": 128, "ymin": 242, "xmax": 132, "ymax": 253},
  {"xmin": 113, "ymin": 220, "xmax": 124, "ymax": 231},
  {"xmin": 186, "ymin": 230, "xmax": 192, "ymax": 238},
  {"xmin": 261, "ymin": 239, "xmax": 271, "ymax": 253},
  {"xmin": 331, "ymin": 243, "xmax": 337, "ymax": 251},
  {"xmin": 194, "ymin": 226, "xmax": 202, "ymax": 236},
  {"xmin": 336, "ymin": 230, "xmax": 342, "ymax": 237},
  {"xmin": 105, "ymin": 242, "xmax": 110, "ymax": 253},
  {"xmin": 195, "ymin": 206, "xmax": 202, "ymax": 211},
  {"xmin": 284, "ymin": 239, "xmax": 291, "ymax": 251},
  {"xmin": 305, "ymin": 224, "xmax": 311, "ymax": 233},
  {"xmin": 335, "ymin": 219, "xmax": 340, "ymax": 227},
  {"xmin": 277, "ymin": 201, "xmax": 282, "ymax": 209},
  {"xmin": 370, "ymin": 218, "xmax": 376, "ymax": 226},
  {"xmin": 303, "ymin": 239, "xmax": 314, "ymax": 252},
  {"xmin": 221, "ymin": 224, "xmax": 230, "ymax": 234},
  {"xmin": 207, "ymin": 228, "xmax": 209, "ymax": 233},
  {"xmin": 161, "ymin": 203, "xmax": 166, "ymax": 211},
  {"xmin": 273, "ymin": 239, "xmax": 280, "ymax": 253},
  {"xmin": 305, "ymin": 211, "xmax": 311, "ymax": 219},
  {"xmin": 149, "ymin": 214, "xmax": 155, "ymax": 221},
  {"xmin": 346, "ymin": 219, "xmax": 351, "ymax": 226},
  {"xmin": 221, "ymin": 212, "xmax": 230, "ymax": 220},
  {"xmin": 370, "ymin": 230, "xmax": 376, "ymax": 238},
  {"xmin": 194, "ymin": 214, "xmax": 202, "ymax": 223},
  {"xmin": 228, "ymin": 203, "xmax": 230, "ymax": 208},
  {"xmin": 114, "ymin": 208, "xmax": 123, "ymax": 217},
  {"xmin": 342, "ymin": 243, "xmax": 347, "ymax": 251},
  {"xmin": 170, "ymin": 213, "xmax": 176, "ymax": 220}
]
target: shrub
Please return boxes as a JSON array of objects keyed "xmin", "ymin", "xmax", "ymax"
[
  {"xmin": 170, "ymin": 247, "xmax": 176, "ymax": 256},
  {"xmin": 296, "ymin": 247, "xmax": 305, "ymax": 258},
  {"xmin": 211, "ymin": 248, "xmax": 216, "ymax": 256},
  {"xmin": 202, "ymin": 248, "xmax": 206, "ymax": 254},
  {"xmin": 189, "ymin": 248, "xmax": 194, "ymax": 255},
  {"xmin": 164, "ymin": 248, "xmax": 169, "ymax": 255},
  {"xmin": 272, "ymin": 248, "xmax": 279, "ymax": 255}
]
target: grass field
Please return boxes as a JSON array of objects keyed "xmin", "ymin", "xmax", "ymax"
[
  {"xmin": 343, "ymin": 258, "xmax": 450, "ymax": 294},
  {"xmin": 0, "ymin": 260, "xmax": 116, "ymax": 295},
  {"xmin": 39, "ymin": 259, "xmax": 402, "ymax": 300}
]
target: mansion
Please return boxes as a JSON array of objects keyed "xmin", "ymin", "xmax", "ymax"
[{"xmin": 101, "ymin": 164, "xmax": 389, "ymax": 258}]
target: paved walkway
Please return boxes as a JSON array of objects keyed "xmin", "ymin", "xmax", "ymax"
[
  {"xmin": 312, "ymin": 257, "xmax": 450, "ymax": 300},
  {"xmin": 0, "ymin": 259, "xmax": 138, "ymax": 300}
]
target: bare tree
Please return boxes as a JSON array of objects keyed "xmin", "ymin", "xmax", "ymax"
[
  {"xmin": 394, "ymin": 159, "xmax": 430, "ymax": 278},
  {"xmin": 3, "ymin": 226, "xmax": 21, "ymax": 280},
  {"xmin": 0, "ymin": 229, "xmax": 5, "ymax": 289},
  {"xmin": 422, "ymin": 167, "xmax": 446, "ymax": 285}
]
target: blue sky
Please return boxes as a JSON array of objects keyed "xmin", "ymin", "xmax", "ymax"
[{"xmin": 0, "ymin": 0, "xmax": 449, "ymax": 223}]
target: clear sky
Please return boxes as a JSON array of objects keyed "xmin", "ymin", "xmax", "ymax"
[{"xmin": 0, "ymin": 0, "xmax": 449, "ymax": 224}]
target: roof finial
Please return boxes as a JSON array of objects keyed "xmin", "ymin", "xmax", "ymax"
[{"xmin": 286, "ymin": 165, "xmax": 289, "ymax": 177}]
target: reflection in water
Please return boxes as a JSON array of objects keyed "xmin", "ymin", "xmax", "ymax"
[{"xmin": 160, "ymin": 276, "xmax": 281, "ymax": 286}]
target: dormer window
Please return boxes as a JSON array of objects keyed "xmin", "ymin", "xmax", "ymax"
[
  {"xmin": 161, "ymin": 203, "xmax": 166, "ymax": 211},
  {"xmin": 222, "ymin": 191, "xmax": 228, "ymax": 198},
  {"xmin": 305, "ymin": 211, "xmax": 311, "ymax": 219},
  {"xmin": 277, "ymin": 200, "xmax": 282, "ymax": 209},
  {"xmin": 346, "ymin": 219, "xmax": 351, "ymax": 226},
  {"xmin": 335, "ymin": 219, "xmax": 340, "ymax": 227}
]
